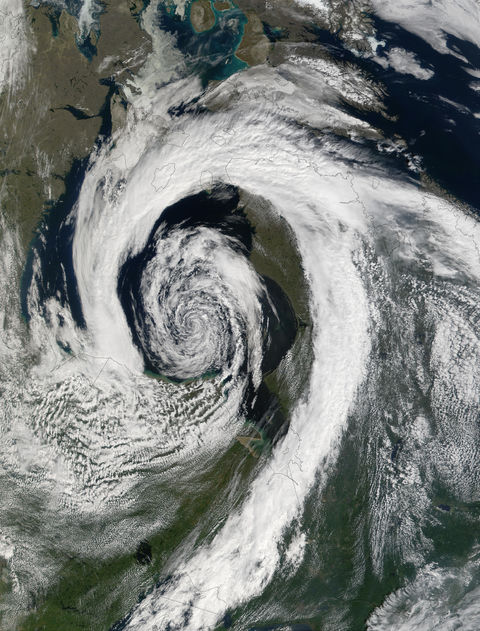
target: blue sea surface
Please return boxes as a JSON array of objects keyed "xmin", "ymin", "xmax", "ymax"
[{"xmin": 157, "ymin": 0, "xmax": 248, "ymax": 83}]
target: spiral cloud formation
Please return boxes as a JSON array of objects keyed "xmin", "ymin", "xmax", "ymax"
[{"xmin": 1, "ymin": 0, "xmax": 480, "ymax": 629}]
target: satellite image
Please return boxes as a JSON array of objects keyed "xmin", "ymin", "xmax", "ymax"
[{"xmin": 1, "ymin": 0, "xmax": 480, "ymax": 629}]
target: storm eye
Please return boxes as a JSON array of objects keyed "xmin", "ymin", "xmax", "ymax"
[
  {"xmin": 117, "ymin": 185, "xmax": 295, "ymax": 382},
  {"xmin": 117, "ymin": 184, "xmax": 311, "ymax": 440}
]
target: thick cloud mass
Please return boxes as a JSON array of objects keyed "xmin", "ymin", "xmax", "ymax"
[{"xmin": 1, "ymin": 1, "xmax": 480, "ymax": 629}]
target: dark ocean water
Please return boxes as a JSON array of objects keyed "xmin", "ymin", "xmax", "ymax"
[
  {"xmin": 366, "ymin": 17, "xmax": 480, "ymax": 211},
  {"xmin": 157, "ymin": 1, "xmax": 248, "ymax": 83},
  {"xmin": 157, "ymin": 7, "xmax": 480, "ymax": 208},
  {"xmin": 15, "ymin": 3, "xmax": 480, "ymax": 630},
  {"xmin": 312, "ymin": 16, "xmax": 480, "ymax": 210},
  {"xmin": 20, "ymin": 78, "xmax": 116, "ymax": 329}
]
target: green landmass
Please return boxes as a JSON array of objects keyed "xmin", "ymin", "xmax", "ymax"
[
  {"xmin": 0, "ymin": 0, "xmax": 150, "ymax": 252},
  {"xmin": 190, "ymin": 0, "xmax": 216, "ymax": 32},
  {"xmin": 235, "ymin": 10, "xmax": 271, "ymax": 66},
  {"xmin": 241, "ymin": 191, "xmax": 314, "ymax": 416}
]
